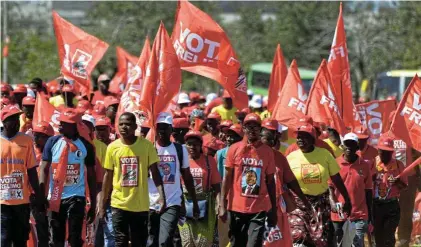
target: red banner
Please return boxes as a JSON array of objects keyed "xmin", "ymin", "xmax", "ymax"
[
  {"xmin": 53, "ymin": 11, "xmax": 109, "ymax": 96},
  {"xmin": 171, "ymin": 0, "xmax": 248, "ymax": 109},
  {"xmin": 126, "ymin": 37, "xmax": 151, "ymax": 88},
  {"xmin": 268, "ymin": 44, "xmax": 288, "ymax": 113},
  {"xmin": 356, "ymin": 99, "xmax": 396, "ymax": 145},
  {"xmin": 33, "ymin": 93, "xmax": 60, "ymax": 134},
  {"xmin": 109, "ymin": 47, "xmax": 138, "ymax": 94}
]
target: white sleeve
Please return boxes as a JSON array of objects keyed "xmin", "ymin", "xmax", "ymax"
[{"xmin": 181, "ymin": 145, "xmax": 190, "ymax": 169}]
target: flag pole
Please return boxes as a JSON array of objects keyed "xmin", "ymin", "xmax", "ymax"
[{"xmin": 2, "ymin": 1, "xmax": 8, "ymax": 83}]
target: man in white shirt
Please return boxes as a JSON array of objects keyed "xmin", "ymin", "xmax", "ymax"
[{"xmin": 147, "ymin": 112, "xmax": 199, "ymax": 247}]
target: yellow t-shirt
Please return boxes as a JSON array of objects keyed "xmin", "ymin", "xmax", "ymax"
[
  {"xmin": 279, "ymin": 137, "xmax": 296, "ymax": 154},
  {"xmin": 103, "ymin": 137, "xmax": 159, "ymax": 212},
  {"xmin": 323, "ymin": 138, "xmax": 343, "ymax": 158},
  {"xmin": 286, "ymin": 147, "xmax": 340, "ymax": 196},
  {"xmin": 93, "ymin": 139, "xmax": 107, "ymax": 166},
  {"xmin": 211, "ymin": 105, "xmax": 238, "ymax": 122},
  {"xmin": 260, "ymin": 110, "xmax": 271, "ymax": 120},
  {"xmin": 49, "ymin": 95, "xmax": 78, "ymax": 108}
]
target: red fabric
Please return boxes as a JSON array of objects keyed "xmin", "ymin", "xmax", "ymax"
[
  {"xmin": 357, "ymin": 144, "xmax": 378, "ymax": 175},
  {"xmin": 305, "ymin": 60, "xmax": 346, "ymax": 135},
  {"xmin": 263, "ymin": 209, "xmax": 293, "ymax": 247},
  {"xmin": 331, "ymin": 155, "xmax": 372, "ymax": 221},
  {"xmin": 272, "ymin": 60, "xmax": 307, "ymax": 130},
  {"xmin": 327, "ymin": 3, "xmax": 361, "ymax": 129},
  {"xmin": 139, "ymin": 22, "xmax": 181, "ymax": 129},
  {"xmin": 373, "ymin": 157, "xmax": 408, "ymax": 200},
  {"xmin": 52, "ymin": 11, "xmax": 109, "ymax": 97},
  {"xmin": 188, "ymin": 155, "xmax": 221, "ymax": 190},
  {"xmin": 33, "ymin": 93, "xmax": 60, "ymax": 134},
  {"xmin": 91, "ymin": 91, "xmax": 117, "ymax": 106},
  {"xmin": 109, "ymin": 47, "xmax": 139, "ymax": 94},
  {"xmin": 172, "ymin": 0, "xmax": 248, "ymax": 109},
  {"xmin": 268, "ymin": 44, "xmax": 288, "ymax": 113},
  {"xmin": 225, "ymin": 140, "xmax": 276, "ymax": 213},
  {"xmin": 285, "ymin": 139, "xmax": 335, "ymax": 157},
  {"xmin": 124, "ymin": 37, "xmax": 151, "ymax": 90},
  {"xmin": 202, "ymin": 133, "xmax": 225, "ymax": 151},
  {"xmin": 273, "ymin": 150, "xmax": 295, "ymax": 185},
  {"xmin": 204, "ymin": 97, "xmax": 223, "ymax": 115}
]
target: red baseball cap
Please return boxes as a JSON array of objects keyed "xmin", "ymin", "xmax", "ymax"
[
  {"xmin": 33, "ymin": 121, "xmax": 54, "ymax": 136},
  {"xmin": 14, "ymin": 84, "xmax": 28, "ymax": 94},
  {"xmin": 173, "ymin": 110, "xmax": 187, "ymax": 119},
  {"xmin": 92, "ymin": 104, "xmax": 106, "ymax": 116},
  {"xmin": 173, "ymin": 118, "xmax": 190, "ymax": 129},
  {"xmin": 22, "ymin": 96, "xmax": 36, "ymax": 106},
  {"xmin": 243, "ymin": 113, "xmax": 262, "ymax": 125},
  {"xmin": 184, "ymin": 130, "xmax": 203, "ymax": 142},
  {"xmin": 235, "ymin": 107, "xmax": 251, "ymax": 116},
  {"xmin": 354, "ymin": 126, "xmax": 369, "ymax": 139},
  {"xmin": 377, "ymin": 134, "xmax": 395, "ymax": 151},
  {"xmin": 219, "ymin": 120, "xmax": 233, "ymax": 129},
  {"xmin": 95, "ymin": 116, "xmax": 111, "ymax": 127},
  {"xmin": 204, "ymin": 140, "xmax": 219, "ymax": 150},
  {"xmin": 189, "ymin": 92, "xmax": 200, "ymax": 101},
  {"xmin": 104, "ymin": 96, "xmax": 120, "ymax": 108},
  {"xmin": 207, "ymin": 112, "xmax": 221, "ymax": 121},
  {"xmin": 62, "ymin": 84, "xmax": 74, "ymax": 93},
  {"xmin": 1, "ymin": 83, "xmax": 11, "ymax": 92},
  {"xmin": 222, "ymin": 90, "xmax": 231, "ymax": 98},
  {"xmin": 76, "ymin": 100, "xmax": 92, "ymax": 113},
  {"xmin": 48, "ymin": 85, "xmax": 59, "ymax": 94},
  {"xmin": 295, "ymin": 124, "xmax": 317, "ymax": 139},
  {"xmin": 225, "ymin": 124, "xmax": 244, "ymax": 138},
  {"xmin": 262, "ymin": 119, "xmax": 278, "ymax": 131},
  {"xmin": 0, "ymin": 105, "xmax": 22, "ymax": 121},
  {"xmin": 58, "ymin": 108, "xmax": 80, "ymax": 124},
  {"xmin": 298, "ymin": 116, "xmax": 314, "ymax": 125}
]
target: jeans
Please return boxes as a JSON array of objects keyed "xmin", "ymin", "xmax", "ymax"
[
  {"xmin": 332, "ymin": 220, "xmax": 368, "ymax": 247},
  {"xmin": 49, "ymin": 196, "xmax": 86, "ymax": 247},
  {"xmin": 1, "ymin": 203, "xmax": 31, "ymax": 247},
  {"xmin": 374, "ymin": 199, "xmax": 400, "ymax": 247},
  {"xmin": 147, "ymin": 205, "xmax": 180, "ymax": 247},
  {"xmin": 95, "ymin": 205, "xmax": 115, "ymax": 247},
  {"xmin": 228, "ymin": 211, "xmax": 267, "ymax": 247},
  {"xmin": 112, "ymin": 207, "xmax": 149, "ymax": 247}
]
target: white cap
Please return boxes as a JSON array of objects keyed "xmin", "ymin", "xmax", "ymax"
[
  {"xmin": 156, "ymin": 112, "xmax": 173, "ymax": 125},
  {"xmin": 177, "ymin": 93, "xmax": 190, "ymax": 104},
  {"xmin": 250, "ymin": 95, "xmax": 263, "ymax": 108},
  {"xmin": 278, "ymin": 124, "xmax": 288, "ymax": 133},
  {"xmin": 343, "ymin": 132, "xmax": 359, "ymax": 144},
  {"xmin": 82, "ymin": 114, "xmax": 96, "ymax": 126},
  {"xmin": 247, "ymin": 89, "xmax": 254, "ymax": 96},
  {"xmin": 205, "ymin": 93, "xmax": 217, "ymax": 106}
]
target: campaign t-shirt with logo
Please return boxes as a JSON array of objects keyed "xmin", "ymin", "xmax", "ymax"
[
  {"xmin": 103, "ymin": 137, "xmax": 159, "ymax": 212},
  {"xmin": 148, "ymin": 143, "xmax": 189, "ymax": 210},
  {"xmin": 42, "ymin": 135, "xmax": 95, "ymax": 200},
  {"xmin": 287, "ymin": 147, "xmax": 340, "ymax": 196},
  {"xmin": 1, "ymin": 133, "xmax": 37, "ymax": 205},
  {"xmin": 394, "ymin": 139, "xmax": 412, "ymax": 168},
  {"xmin": 373, "ymin": 157, "xmax": 408, "ymax": 200},
  {"xmin": 225, "ymin": 140, "xmax": 276, "ymax": 214},
  {"xmin": 331, "ymin": 155, "xmax": 373, "ymax": 222},
  {"xmin": 188, "ymin": 155, "xmax": 221, "ymax": 195}
]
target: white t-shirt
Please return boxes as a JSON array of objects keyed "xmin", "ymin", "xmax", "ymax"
[{"xmin": 148, "ymin": 142, "xmax": 189, "ymax": 210}]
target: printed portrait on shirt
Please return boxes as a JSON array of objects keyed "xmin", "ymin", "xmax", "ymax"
[
  {"xmin": 241, "ymin": 166, "xmax": 261, "ymax": 197},
  {"xmin": 158, "ymin": 155, "xmax": 176, "ymax": 184}
]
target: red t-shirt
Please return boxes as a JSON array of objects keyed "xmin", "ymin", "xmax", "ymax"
[
  {"xmin": 357, "ymin": 144, "xmax": 378, "ymax": 175},
  {"xmin": 189, "ymin": 155, "xmax": 221, "ymax": 193},
  {"xmin": 331, "ymin": 155, "xmax": 373, "ymax": 221},
  {"xmin": 225, "ymin": 140, "xmax": 276, "ymax": 213},
  {"xmin": 273, "ymin": 150, "xmax": 295, "ymax": 195},
  {"xmin": 373, "ymin": 157, "xmax": 408, "ymax": 200},
  {"xmin": 284, "ymin": 139, "xmax": 335, "ymax": 157}
]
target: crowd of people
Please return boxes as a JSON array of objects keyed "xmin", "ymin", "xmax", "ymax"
[{"xmin": 0, "ymin": 75, "xmax": 420, "ymax": 247}]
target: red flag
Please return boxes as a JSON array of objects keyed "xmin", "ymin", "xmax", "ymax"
[
  {"xmin": 172, "ymin": 0, "xmax": 248, "ymax": 109},
  {"xmin": 126, "ymin": 37, "xmax": 152, "ymax": 88},
  {"xmin": 356, "ymin": 99, "xmax": 396, "ymax": 145},
  {"xmin": 268, "ymin": 44, "xmax": 288, "ymax": 113},
  {"xmin": 109, "ymin": 47, "xmax": 138, "ymax": 94},
  {"xmin": 305, "ymin": 60, "xmax": 346, "ymax": 135},
  {"xmin": 390, "ymin": 74, "xmax": 421, "ymax": 151},
  {"xmin": 272, "ymin": 60, "xmax": 307, "ymax": 129},
  {"xmin": 140, "ymin": 22, "xmax": 182, "ymax": 129},
  {"xmin": 327, "ymin": 3, "xmax": 358, "ymax": 128},
  {"xmin": 33, "ymin": 92, "xmax": 61, "ymax": 134},
  {"xmin": 53, "ymin": 11, "xmax": 109, "ymax": 96}
]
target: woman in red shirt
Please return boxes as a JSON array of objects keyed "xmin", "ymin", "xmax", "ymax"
[{"xmin": 179, "ymin": 130, "xmax": 222, "ymax": 247}]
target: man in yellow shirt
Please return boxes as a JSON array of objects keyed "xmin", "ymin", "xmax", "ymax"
[
  {"xmin": 211, "ymin": 90, "xmax": 238, "ymax": 122},
  {"xmin": 323, "ymin": 127, "xmax": 343, "ymax": 158},
  {"xmin": 98, "ymin": 112, "xmax": 166, "ymax": 247}
]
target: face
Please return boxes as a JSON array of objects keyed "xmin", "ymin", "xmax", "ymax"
[
  {"xmin": 1, "ymin": 91, "xmax": 10, "ymax": 97},
  {"xmin": 2, "ymin": 114, "xmax": 20, "ymax": 135},
  {"xmin": 58, "ymin": 121, "xmax": 77, "ymax": 138},
  {"xmin": 82, "ymin": 120, "xmax": 95, "ymax": 134},
  {"xmin": 118, "ymin": 114, "xmax": 137, "ymax": 138},
  {"xmin": 185, "ymin": 137, "xmax": 202, "ymax": 158},
  {"xmin": 219, "ymin": 127, "xmax": 229, "ymax": 143},
  {"xmin": 244, "ymin": 121, "xmax": 261, "ymax": 142},
  {"xmin": 34, "ymin": 132, "xmax": 50, "ymax": 149},
  {"xmin": 343, "ymin": 140, "xmax": 359, "ymax": 157},
  {"xmin": 29, "ymin": 83, "xmax": 39, "ymax": 92},
  {"xmin": 328, "ymin": 130, "xmax": 341, "ymax": 146},
  {"xmin": 237, "ymin": 113, "xmax": 246, "ymax": 125},
  {"xmin": 246, "ymin": 171, "xmax": 257, "ymax": 185},
  {"xmin": 206, "ymin": 119, "xmax": 219, "ymax": 134},
  {"xmin": 172, "ymin": 128, "xmax": 189, "ymax": 143},
  {"xmin": 140, "ymin": 127, "xmax": 150, "ymax": 138},
  {"xmin": 297, "ymin": 132, "xmax": 315, "ymax": 150},
  {"xmin": 223, "ymin": 97, "xmax": 233, "ymax": 109},
  {"xmin": 156, "ymin": 123, "xmax": 172, "ymax": 141},
  {"xmin": 161, "ymin": 164, "xmax": 171, "ymax": 175},
  {"xmin": 106, "ymin": 104, "xmax": 119, "ymax": 121},
  {"xmin": 95, "ymin": 125, "xmax": 110, "ymax": 142},
  {"xmin": 260, "ymin": 128, "xmax": 276, "ymax": 147},
  {"xmin": 226, "ymin": 130, "xmax": 242, "ymax": 146},
  {"xmin": 22, "ymin": 105, "xmax": 35, "ymax": 119},
  {"xmin": 99, "ymin": 80, "xmax": 110, "ymax": 92},
  {"xmin": 379, "ymin": 149, "xmax": 393, "ymax": 164}
]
